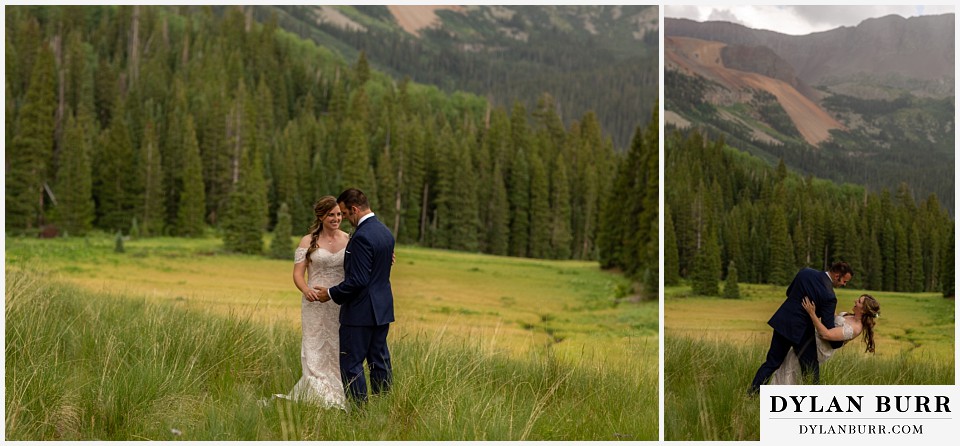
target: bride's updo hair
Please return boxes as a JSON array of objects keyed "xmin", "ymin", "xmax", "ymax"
[
  {"xmin": 860, "ymin": 294, "xmax": 880, "ymax": 353},
  {"xmin": 306, "ymin": 196, "xmax": 338, "ymax": 264}
]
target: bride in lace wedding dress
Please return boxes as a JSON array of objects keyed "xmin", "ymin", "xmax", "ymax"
[
  {"xmin": 277, "ymin": 196, "xmax": 350, "ymax": 409},
  {"xmin": 770, "ymin": 294, "xmax": 880, "ymax": 385}
]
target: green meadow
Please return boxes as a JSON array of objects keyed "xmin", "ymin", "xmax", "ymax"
[
  {"xmin": 664, "ymin": 282, "xmax": 955, "ymax": 441},
  {"xmin": 5, "ymin": 234, "xmax": 657, "ymax": 440}
]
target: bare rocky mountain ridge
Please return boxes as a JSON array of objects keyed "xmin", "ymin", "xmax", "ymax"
[
  {"xmin": 665, "ymin": 13, "xmax": 954, "ymax": 146},
  {"xmin": 665, "ymin": 14, "xmax": 955, "ymax": 98}
]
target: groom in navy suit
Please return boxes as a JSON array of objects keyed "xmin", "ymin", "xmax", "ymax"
[
  {"xmin": 317, "ymin": 188, "xmax": 395, "ymax": 402},
  {"xmin": 749, "ymin": 262, "xmax": 853, "ymax": 393}
]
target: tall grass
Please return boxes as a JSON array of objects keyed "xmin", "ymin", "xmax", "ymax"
[
  {"xmin": 665, "ymin": 335, "xmax": 955, "ymax": 441},
  {"xmin": 5, "ymin": 268, "xmax": 655, "ymax": 440}
]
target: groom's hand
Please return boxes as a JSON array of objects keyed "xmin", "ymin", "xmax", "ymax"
[{"xmin": 314, "ymin": 286, "xmax": 331, "ymax": 302}]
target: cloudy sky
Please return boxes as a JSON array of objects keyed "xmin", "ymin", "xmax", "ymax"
[{"xmin": 664, "ymin": 5, "xmax": 955, "ymax": 35}]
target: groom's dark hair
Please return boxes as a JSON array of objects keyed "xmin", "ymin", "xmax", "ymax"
[
  {"xmin": 338, "ymin": 188, "xmax": 370, "ymax": 210},
  {"xmin": 829, "ymin": 262, "xmax": 853, "ymax": 277}
]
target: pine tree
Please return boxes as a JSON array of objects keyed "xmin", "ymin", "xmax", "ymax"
[
  {"xmin": 222, "ymin": 87, "xmax": 268, "ymax": 254},
  {"xmin": 375, "ymin": 145, "xmax": 398, "ymax": 235},
  {"xmin": 595, "ymin": 161, "xmax": 624, "ymax": 269},
  {"xmin": 861, "ymin": 230, "xmax": 883, "ymax": 291},
  {"xmin": 574, "ymin": 112, "xmax": 605, "ymax": 261},
  {"xmin": 508, "ymin": 149, "xmax": 531, "ymax": 257},
  {"xmin": 271, "ymin": 122, "xmax": 300, "ymax": 233},
  {"xmin": 880, "ymin": 219, "xmax": 896, "ymax": 291},
  {"xmin": 941, "ymin": 227, "xmax": 954, "ymax": 298},
  {"xmin": 138, "ymin": 121, "xmax": 165, "ymax": 236},
  {"xmin": 200, "ymin": 85, "xmax": 230, "ymax": 225},
  {"xmin": 340, "ymin": 121, "xmax": 375, "ymax": 203},
  {"xmin": 94, "ymin": 94, "xmax": 137, "ymax": 232},
  {"xmin": 7, "ymin": 44, "xmax": 56, "ymax": 231},
  {"xmin": 723, "ymin": 260, "xmax": 741, "ymax": 299},
  {"xmin": 894, "ymin": 221, "xmax": 909, "ymax": 291},
  {"xmin": 623, "ymin": 126, "xmax": 647, "ymax": 276},
  {"xmin": 222, "ymin": 150, "xmax": 267, "ymax": 254},
  {"xmin": 269, "ymin": 202, "xmax": 293, "ymax": 259},
  {"xmin": 399, "ymin": 118, "xmax": 425, "ymax": 244},
  {"xmin": 577, "ymin": 163, "xmax": 600, "ymax": 260},
  {"xmin": 908, "ymin": 228, "xmax": 924, "ymax": 292},
  {"xmin": 487, "ymin": 162, "xmax": 510, "ymax": 256},
  {"xmin": 920, "ymin": 196, "xmax": 943, "ymax": 292},
  {"xmin": 354, "ymin": 50, "xmax": 371, "ymax": 86},
  {"xmin": 162, "ymin": 78, "xmax": 188, "ymax": 226},
  {"xmin": 177, "ymin": 116, "xmax": 206, "ymax": 236},
  {"xmin": 768, "ymin": 205, "xmax": 795, "ymax": 285},
  {"xmin": 638, "ymin": 108, "xmax": 660, "ymax": 285},
  {"xmin": 532, "ymin": 93, "xmax": 565, "ymax": 153},
  {"xmin": 692, "ymin": 225, "xmax": 721, "ymax": 296},
  {"xmin": 664, "ymin": 205, "xmax": 680, "ymax": 286},
  {"xmin": 52, "ymin": 106, "xmax": 95, "ymax": 235},
  {"xmin": 445, "ymin": 137, "xmax": 480, "ymax": 252},
  {"xmin": 528, "ymin": 152, "xmax": 551, "ymax": 258},
  {"xmin": 549, "ymin": 153, "xmax": 572, "ymax": 259}
]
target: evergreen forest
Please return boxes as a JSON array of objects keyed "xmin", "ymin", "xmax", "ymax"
[
  {"xmin": 664, "ymin": 130, "xmax": 955, "ymax": 297},
  {"xmin": 5, "ymin": 6, "xmax": 658, "ymax": 288}
]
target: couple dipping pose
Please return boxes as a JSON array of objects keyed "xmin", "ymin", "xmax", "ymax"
[
  {"xmin": 279, "ymin": 188, "xmax": 395, "ymax": 409},
  {"xmin": 750, "ymin": 262, "xmax": 882, "ymax": 391}
]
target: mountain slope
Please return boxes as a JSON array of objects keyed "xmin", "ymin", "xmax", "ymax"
[
  {"xmin": 665, "ymin": 14, "xmax": 955, "ymax": 97},
  {"xmin": 247, "ymin": 5, "xmax": 659, "ymax": 150},
  {"xmin": 665, "ymin": 14, "xmax": 955, "ymax": 211},
  {"xmin": 666, "ymin": 36, "xmax": 843, "ymax": 145}
]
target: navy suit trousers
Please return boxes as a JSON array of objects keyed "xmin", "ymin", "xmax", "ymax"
[
  {"xmin": 340, "ymin": 324, "xmax": 392, "ymax": 402},
  {"xmin": 750, "ymin": 330, "xmax": 819, "ymax": 392}
]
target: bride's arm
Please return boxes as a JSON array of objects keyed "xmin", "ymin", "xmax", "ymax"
[
  {"xmin": 294, "ymin": 236, "xmax": 320, "ymax": 302},
  {"xmin": 801, "ymin": 296, "xmax": 847, "ymax": 341}
]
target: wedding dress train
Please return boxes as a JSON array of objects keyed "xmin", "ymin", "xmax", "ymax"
[{"xmin": 271, "ymin": 247, "xmax": 346, "ymax": 409}]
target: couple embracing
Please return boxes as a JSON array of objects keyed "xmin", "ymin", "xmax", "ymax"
[
  {"xmin": 750, "ymin": 262, "xmax": 882, "ymax": 391},
  {"xmin": 282, "ymin": 188, "xmax": 394, "ymax": 409}
]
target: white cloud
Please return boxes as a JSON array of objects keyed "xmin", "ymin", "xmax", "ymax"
[{"xmin": 664, "ymin": 4, "xmax": 955, "ymax": 35}]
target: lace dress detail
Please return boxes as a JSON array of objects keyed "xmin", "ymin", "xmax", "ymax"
[
  {"xmin": 815, "ymin": 313, "xmax": 855, "ymax": 363},
  {"xmin": 276, "ymin": 247, "xmax": 346, "ymax": 409},
  {"xmin": 770, "ymin": 314, "xmax": 854, "ymax": 385}
]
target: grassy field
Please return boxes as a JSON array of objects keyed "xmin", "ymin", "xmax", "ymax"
[
  {"xmin": 4, "ymin": 234, "xmax": 657, "ymax": 440},
  {"xmin": 664, "ymin": 282, "xmax": 955, "ymax": 441}
]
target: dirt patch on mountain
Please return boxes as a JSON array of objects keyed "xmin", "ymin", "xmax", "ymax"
[
  {"xmin": 664, "ymin": 110, "xmax": 690, "ymax": 129},
  {"xmin": 388, "ymin": 5, "xmax": 464, "ymax": 36},
  {"xmin": 666, "ymin": 36, "xmax": 843, "ymax": 146},
  {"xmin": 315, "ymin": 6, "xmax": 366, "ymax": 32},
  {"xmin": 738, "ymin": 73, "xmax": 843, "ymax": 145}
]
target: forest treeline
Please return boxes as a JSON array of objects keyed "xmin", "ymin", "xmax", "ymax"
[
  {"xmin": 5, "ymin": 6, "xmax": 657, "ymax": 286},
  {"xmin": 664, "ymin": 130, "xmax": 955, "ymax": 297}
]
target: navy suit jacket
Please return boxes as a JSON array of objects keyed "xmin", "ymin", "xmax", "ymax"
[
  {"xmin": 330, "ymin": 215, "xmax": 395, "ymax": 326},
  {"xmin": 768, "ymin": 268, "xmax": 839, "ymax": 348}
]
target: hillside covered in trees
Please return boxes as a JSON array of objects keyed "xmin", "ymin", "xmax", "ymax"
[
  {"xmin": 664, "ymin": 130, "xmax": 954, "ymax": 297},
  {"xmin": 247, "ymin": 5, "xmax": 659, "ymax": 151},
  {"xmin": 5, "ymin": 5, "xmax": 657, "ymax": 287}
]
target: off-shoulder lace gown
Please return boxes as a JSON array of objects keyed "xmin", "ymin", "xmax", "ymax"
[
  {"xmin": 770, "ymin": 313, "xmax": 856, "ymax": 385},
  {"xmin": 278, "ymin": 247, "xmax": 346, "ymax": 409}
]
